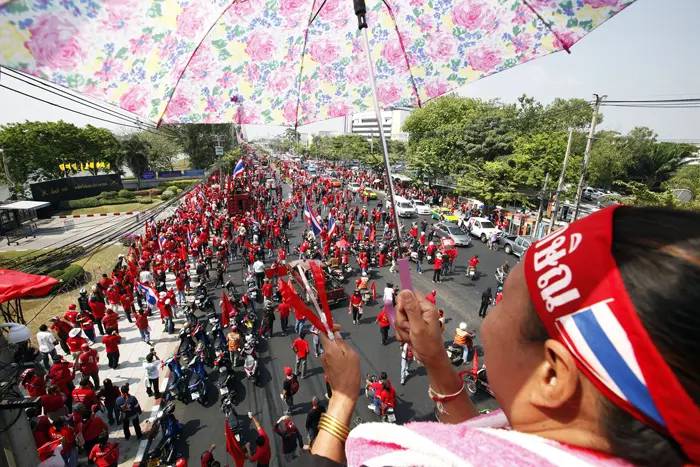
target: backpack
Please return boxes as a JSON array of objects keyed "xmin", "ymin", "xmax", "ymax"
[{"xmin": 290, "ymin": 375, "xmax": 300, "ymax": 395}]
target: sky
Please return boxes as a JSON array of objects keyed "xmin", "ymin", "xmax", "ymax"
[{"xmin": 0, "ymin": 0, "xmax": 697, "ymax": 143}]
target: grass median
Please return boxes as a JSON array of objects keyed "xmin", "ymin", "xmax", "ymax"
[{"xmin": 57, "ymin": 200, "xmax": 162, "ymax": 216}]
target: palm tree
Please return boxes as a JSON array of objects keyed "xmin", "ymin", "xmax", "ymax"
[{"xmin": 120, "ymin": 135, "xmax": 151, "ymax": 189}]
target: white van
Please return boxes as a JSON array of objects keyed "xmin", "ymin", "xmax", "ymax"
[{"xmin": 386, "ymin": 196, "xmax": 416, "ymax": 218}]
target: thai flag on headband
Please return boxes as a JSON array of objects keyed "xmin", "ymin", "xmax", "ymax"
[
  {"xmin": 233, "ymin": 159, "xmax": 245, "ymax": 178},
  {"xmin": 555, "ymin": 299, "xmax": 665, "ymax": 427},
  {"xmin": 136, "ymin": 281, "xmax": 158, "ymax": 307},
  {"xmin": 328, "ymin": 215, "xmax": 337, "ymax": 237}
]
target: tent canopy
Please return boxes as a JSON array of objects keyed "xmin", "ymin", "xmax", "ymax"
[{"xmin": 0, "ymin": 269, "xmax": 59, "ymax": 303}]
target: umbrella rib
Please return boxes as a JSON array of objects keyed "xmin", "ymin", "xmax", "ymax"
[
  {"xmin": 292, "ymin": 0, "xmax": 324, "ymax": 131},
  {"xmin": 156, "ymin": 0, "xmax": 240, "ymax": 127},
  {"xmin": 382, "ymin": 0, "xmax": 422, "ymax": 107},
  {"xmin": 522, "ymin": 0, "xmax": 571, "ymax": 54}
]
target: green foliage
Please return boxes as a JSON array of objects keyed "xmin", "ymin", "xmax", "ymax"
[
  {"xmin": 118, "ymin": 189, "xmax": 134, "ymax": 198},
  {"xmin": 161, "ymin": 179, "xmax": 197, "ymax": 189},
  {"xmin": 665, "ymin": 166, "xmax": 700, "ymax": 200},
  {"xmin": 0, "ymin": 121, "xmax": 119, "ymax": 193},
  {"xmin": 67, "ymin": 197, "xmax": 100, "ymax": 209},
  {"xmin": 167, "ymin": 123, "xmax": 235, "ymax": 169},
  {"xmin": 220, "ymin": 148, "xmax": 245, "ymax": 173},
  {"xmin": 135, "ymin": 196, "xmax": 154, "ymax": 203},
  {"xmin": 614, "ymin": 181, "xmax": 679, "ymax": 208},
  {"xmin": 98, "ymin": 191, "xmax": 118, "ymax": 199},
  {"xmin": 119, "ymin": 134, "xmax": 151, "ymax": 189},
  {"xmin": 98, "ymin": 197, "xmax": 137, "ymax": 206},
  {"xmin": 160, "ymin": 191, "xmax": 174, "ymax": 201},
  {"xmin": 132, "ymin": 130, "xmax": 183, "ymax": 171},
  {"xmin": 49, "ymin": 264, "xmax": 86, "ymax": 292}
]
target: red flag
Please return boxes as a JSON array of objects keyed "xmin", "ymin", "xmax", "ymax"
[
  {"xmin": 369, "ymin": 227, "xmax": 375, "ymax": 242},
  {"xmin": 225, "ymin": 420, "xmax": 246, "ymax": 467},
  {"xmin": 370, "ymin": 281, "xmax": 376, "ymax": 301},
  {"xmin": 221, "ymin": 292, "xmax": 232, "ymax": 328},
  {"xmin": 179, "ymin": 245, "xmax": 188, "ymax": 262}
]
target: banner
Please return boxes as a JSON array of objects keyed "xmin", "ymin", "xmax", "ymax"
[
  {"xmin": 59, "ymin": 161, "xmax": 111, "ymax": 172},
  {"xmin": 30, "ymin": 174, "xmax": 123, "ymax": 208},
  {"xmin": 157, "ymin": 170, "xmax": 183, "ymax": 178},
  {"xmin": 141, "ymin": 171, "xmax": 156, "ymax": 180},
  {"xmin": 183, "ymin": 169, "xmax": 205, "ymax": 177}
]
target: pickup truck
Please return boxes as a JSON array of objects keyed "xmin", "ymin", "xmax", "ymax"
[
  {"xmin": 498, "ymin": 235, "xmax": 533, "ymax": 258},
  {"xmin": 289, "ymin": 260, "xmax": 346, "ymax": 306}
]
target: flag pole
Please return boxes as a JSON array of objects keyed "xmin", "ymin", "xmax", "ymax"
[{"xmin": 355, "ymin": 0, "xmax": 413, "ymax": 300}]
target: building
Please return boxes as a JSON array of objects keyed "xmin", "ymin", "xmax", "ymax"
[{"xmin": 344, "ymin": 107, "xmax": 412, "ymax": 141}]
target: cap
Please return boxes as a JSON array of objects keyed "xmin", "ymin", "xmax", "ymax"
[
  {"xmin": 459, "ymin": 322, "xmax": 467, "ymax": 331},
  {"xmin": 284, "ymin": 366, "xmax": 293, "ymax": 376},
  {"xmin": 69, "ymin": 328, "xmax": 82, "ymax": 338},
  {"xmin": 159, "ymin": 292, "xmax": 167, "ymax": 298},
  {"xmin": 431, "ymin": 290, "xmax": 436, "ymax": 295},
  {"xmin": 68, "ymin": 304, "xmax": 77, "ymax": 310}
]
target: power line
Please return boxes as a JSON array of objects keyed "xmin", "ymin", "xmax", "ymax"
[
  {"xmin": 604, "ymin": 98, "xmax": 700, "ymax": 104},
  {"xmin": 1, "ymin": 67, "xmax": 158, "ymax": 129}
]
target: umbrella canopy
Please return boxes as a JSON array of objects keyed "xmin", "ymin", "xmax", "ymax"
[
  {"xmin": 0, "ymin": 269, "xmax": 59, "ymax": 303},
  {"xmin": 0, "ymin": 0, "xmax": 635, "ymax": 126},
  {"xmin": 335, "ymin": 239, "xmax": 350, "ymax": 249}
]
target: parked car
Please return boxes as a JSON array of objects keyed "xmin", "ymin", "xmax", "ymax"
[
  {"xmin": 288, "ymin": 260, "xmax": 346, "ymax": 306},
  {"xmin": 385, "ymin": 196, "xmax": 416, "ymax": 218},
  {"xmin": 498, "ymin": 235, "xmax": 533, "ymax": 257},
  {"xmin": 434, "ymin": 222, "xmax": 472, "ymax": 247},
  {"xmin": 582, "ymin": 186, "xmax": 603, "ymax": 201},
  {"xmin": 465, "ymin": 217, "xmax": 501, "ymax": 243},
  {"xmin": 430, "ymin": 207, "xmax": 460, "ymax": 223},
  {"xmin": 349, "ymin": 182, "xmax": 362, "ymax": 192},
  {"xmin": 411, "ymin": 198, "xmax": 431, "ymax": 215},
  {"xmin": 330, "ymin": 178, "xmax": 342, "ymax": 187}
]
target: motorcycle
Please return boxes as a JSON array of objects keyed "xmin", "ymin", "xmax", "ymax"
[
  {"xmin": 177, "ymin": 328, "xmax": 195, "ymax": 362},
  {"xmin": 245, "ymin": 275, "xmax": 258, "ymax": 301},
  {"xmin": 224, "ymin": 277, "xmax": 238, "ymax": 296},
  {"xmin": 466, "ymin": 265, "xmax": 478, "ymax": 281},
  {"xmin": 241, "ymin": 333, "xmax": 258, "ymax": 359},
  {"xmin": 463, "ymin": 353, "xmax": 494, "ymax": 398},
  {"xmin": 243, "ymin": 354, "xmax": 259, "ymax": 386},
  {"xmin": 365, "ymin": 374, "xmax": 396, "ymax": 424},
  {"xmin": 361, "ymin": 289, "xmax": 372, "ymax": 305},
  {"xmin": 185, "ymin": 349, "xmax": 209, "ymax": 405},
  {"xmin": 446, "ymin": 343, "xmax": 465, "ymax": 366},
  {"xmin": 495, "ymin": 267, "xmax": 507, "ymax": 285},
  {"xmin": 191, "ymin": 324, "xmax": 214, "ymax": 366},
  {"xmin": 145, "ymin": 401, "xmax": 183, "ymax": 466},
  {"xmin": 218, "ymin": 365, "xmax": 237, "ymax": 406},
  {"xmin": 207, "ymin": 313, "xmax": 227, "ymax": 351}
]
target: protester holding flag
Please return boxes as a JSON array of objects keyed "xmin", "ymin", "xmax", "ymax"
[{"xmin": 245, "ymin": 413, "xmax": 271, "ymax": 467}]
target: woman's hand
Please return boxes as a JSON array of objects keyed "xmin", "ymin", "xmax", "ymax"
[
  {"xmin": 319, "ymin": 324, "xmax": 361, "ymax": 403},
  {"xmin": 394, "ymin": 290, "xmax": 447, "ymax": 367}
]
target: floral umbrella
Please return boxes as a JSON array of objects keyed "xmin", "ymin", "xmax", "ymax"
[{"xmin": 0, "ymin": 0, "xmax": 635, "ymax": 127}]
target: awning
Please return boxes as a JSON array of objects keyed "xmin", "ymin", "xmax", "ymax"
[
  {"xmin": 0, "ymin": 269, "xmax": 59, "ymax": 303},
  {"xmin": 0, "ymin": 201, "xmax": 51, "ymax": 210}
]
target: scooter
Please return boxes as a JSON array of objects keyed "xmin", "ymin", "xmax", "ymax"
[
  {"xmin": 244, "ymin": 354, "xmax": 259, "ymax": 386},
  {"xmin": 365, "ymin": 374, "xmax": 397, "ymax": 424},
  {"xmin": 361, "ymin": 289, "xmax": 372, "ymax": 305},
  {"xmin": 464, "ymin": 354, "xmax": 494, "ymax": 398},
  {"xmin": 207, "ymin": 313, "xmax": 227, "ymax": 351},
  {"xmin": 466, "ymin": 266, "xmax": 478, "ymax": 281},
  {"xmin": 185, "ymin": 349, "xmax": 209, "ymax": 405},
  {"xmin": 145, "ymin": 401, "xmax": 183, "ymax": 465},
  {"xmin": 218, "ymin": 365, "xmax": 237, "ymax": 406},
  {"xmin": 495, "ymin": 268, "xmax": 507, "ymax": 285}
]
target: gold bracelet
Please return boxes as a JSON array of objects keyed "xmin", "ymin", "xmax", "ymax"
[
  {"xmin": 318, "ymin": 419, "xmax": 350, "ymax": 438},
  {"xmin": 318, "ymin": 421, "xmax": 348, "ymax": 443},
  {"xmin": 320, "ymin": 413, "xmax": 350, "ymax": 435}
]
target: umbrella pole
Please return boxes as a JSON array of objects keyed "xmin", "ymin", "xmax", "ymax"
[{"xmin": 359, "ymin": 27, "xmax": 403, "ymax": 254}]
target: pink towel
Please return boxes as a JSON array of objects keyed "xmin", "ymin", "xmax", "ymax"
[{"xmin": 346, "ymin": 410, "xmax": 632, "ymax": 467}]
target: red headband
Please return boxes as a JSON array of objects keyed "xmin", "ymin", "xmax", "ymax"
[{"xmin": 524, "ymin": 205, "xmax": 700, "ymax": 463}]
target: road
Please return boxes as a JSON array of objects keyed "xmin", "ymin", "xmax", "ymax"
[{"xmin": 164, "ymin": 182, "xmax": 513, "ymax": 466}]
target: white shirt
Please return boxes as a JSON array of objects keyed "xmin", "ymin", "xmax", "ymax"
[
  {"xmin": 253, "ymin": 261, "xmax": 266, "ymax": 274},
  {"xmin": 383, "ymin": 287, "xmax": 394, "ymax": 303},
  {"xmin": 143, "ymin": 360, "xmax": 160, "ymax": 379},
  {"xmin": 36, "ymin": 331, "xmax": 56, "ymax": 353},
  {"xmin": 139, "ymin": 270, "xmax": 154, "ymax": 284}
]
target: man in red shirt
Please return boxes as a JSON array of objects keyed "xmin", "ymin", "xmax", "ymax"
[
  {"xmin": 134, "ymin": 309, "xmax": 151, "ymax": 344},
  {"xmin": 293, "ymin": 303, "xmax": 306, "ymax": 335},
  {"xmin": 349, "ymin": 289, "xmax": 363, "ymax": 325},
  {"xmin": 49, "ymin": 418, "xmax": 77, "ymax": 467},
  {"xmin": 88, "ymin": 293, "xmax": 106, "ymax": 335},
  {"xmin": 245, "ymin": 414, "xmax": 271, "ymax": 467},
  {"xmin": 88, "ymin": 433, "xmax": 120, "ymax": 467},
  {"xmin": 433, "ymin": 254, "xmax": 443, "ymax": 283},
  {"xmin": 102, "ymin": 308, "xmax": 119, "ymax": 335},
  {"xmin": 49, "ymin": 316, "xmax": 72, "ymax": 355},
  {"xmin": 63, "ymin": 304, "xmax": 79, "ymax": 327},
  {"xmin": 72, "ymin": 377, "xmax": 98, "ymax": 409},
  {"xmin": 78, "ymin": 343, "xmax": 100, "ymax": 387},
  {"xmin": 277, "ymin": 302, "xmax": 291, "ymax": 336},
  {"xmin": 261, "ymin": 279, "xmax": 273, "ymax": 300},
  {"xmin": 67, "ymin": 328, "xmax": 87, "ymax": 362},
  {"xmin": 375, "ymin": 309, "xmax": 391, "ymax": 346},
  {"xmin": 102, "ymin": 331, "xmax": 121, "ymax": 369},
  {"xmin": 291, "ymin": 332, "xmax": 310, "ymax": 379}
]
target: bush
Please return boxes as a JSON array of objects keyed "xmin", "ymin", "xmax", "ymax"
[
  {"xmin": 160, "ymin": 191, "xmax": 174, "ymax": 201},
  {"xmin": 67, "ymin": 197, "xmax": 100, "ymax": 209},
  {"xmin": 173, "ymin": 187, "xmax": 183, "ymax": 195},
  {"xmin": 98, "ymin": 197, "xmax": 135, "ymax": 206},
  {"xmin": 60, "ymin": 264, "xmax": 85, "ymax": 284},
  {"xmin": 135, "ymin": 196, "xmax": 153, "ymax": 203},
  {"xmin": 133, "ymin": 189, "xmax": 153, "ymax": 196},
  {"xmin": 118, "ymin": 189, "xmax": 134, "ymax": 198},
  {"xmin": 98, "ymin": 191, "xmax": 118, "ymax": 199},
  {"xmin": 47, "ymin": 269, "xmax": 64, "ymax": 279},
  {"xmin": 162, "ymin": 179, "xmax": 197, "ymax": 189}
]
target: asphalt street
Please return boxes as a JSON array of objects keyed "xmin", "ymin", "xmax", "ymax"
[{"xmin": 165, "ymin": 182, "xmax": 512, "ymax": 466}]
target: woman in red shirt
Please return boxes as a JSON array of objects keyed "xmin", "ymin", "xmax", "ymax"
[
  {"xmin": 375, "ymin": 310, "xmax": 391, "ymax": 346},
  {"xmin": 89, "ymin": 433, "xmax": 119, "ymax": 467},
  {"xmin": 41, "ymin": 385, "xmax": 67, "ymax": 420}
]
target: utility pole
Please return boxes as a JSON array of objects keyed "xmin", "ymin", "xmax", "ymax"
[
  {"xmin": 533, "ymin": 172, "xmax": 550, "ymax": 239},
  {"xmin": 573, "ymin": 94, "xmax": 605, "ymax": 221},
  {"xmin": 547, "ymin": 129, "xmax": 574, "ymax": 234}
]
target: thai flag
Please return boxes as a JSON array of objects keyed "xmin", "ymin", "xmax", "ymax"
[
  {"xmin": 233, "ymin": 159, "xmax": 245, "ymax": 178},
  {"xmin": 305, "ymin": 201, "xmax": 322, "ymax": 237},
  {"xmin": 555, "ymin": 299, "xmax": 664, "ymax": 427},
  {"xmin": 158, "ymin": 235, "xmax": 166, "ymax": 251},
  {"xmin": 136, "ymin": 281, "xmax": 158, "ymax": 307},
  {"xmin": 328, "ymin": 215, "xmax": 337, "ymax": 237},
  {"xmin": 187, "ymin": 231, "xmax": 194, "ymax": 246},
  {"xmin": 304, "ymin": 201, "xmax": 313, "ymax": 223}
]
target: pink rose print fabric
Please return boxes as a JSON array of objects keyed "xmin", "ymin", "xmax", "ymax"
[{"xmin": 0, "ymin": 0, "xmax": 636, "ymax": 126}]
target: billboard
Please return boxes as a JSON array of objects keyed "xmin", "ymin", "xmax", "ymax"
[
  {"xmin": 157, "ymin": 170, "xmax": 183, "ymax": 178},
  {"xmin": 30, "ymin": 175, "xmax": 123, "ymax": 208},
  {"xmin": 183, "ymin": 169, "xmax": 205, "ymax": 177}
]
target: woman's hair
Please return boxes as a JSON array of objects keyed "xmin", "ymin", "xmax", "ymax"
[
  {"xmin": 103, "ymin": 379, "xmax": 113, "ymax": 390},
  {"xmin": 522, "ymin": 206, "xmax": 700, "ymax": 466}
]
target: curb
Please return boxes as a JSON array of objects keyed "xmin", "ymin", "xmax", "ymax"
[
  {"xmin": 131, "ymin": 344, "xmax": 178, "ymax": 467},
  {"xmin": 53, "ymin": 212, "xmax": 139, "ymax": 219}
]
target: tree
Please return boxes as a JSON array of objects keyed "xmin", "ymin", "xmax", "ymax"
[
  {"xmin": 80, "ymin": 125, "xmax": 120, "ymax": 175},
  {"xmin": 457, "ymin": 161, "xmax": 520, "ymax": 206},
  {"xmin": 169, "ymin": 124, "xmax": 234, "ymax": 169},
  {"xmin": 284, "ymin": 128, "xmax": 301, "ymax": 144},
  {"xmin": 134, "ymin": 130, "xmax": 183, "ymax": 171},
  {"xmin": 120, "ymin": 135, "xmax": 151, "ymax": 189},
  {"xmin": 666, "ymin": 166, "xmax": 700, "ymax": 201}
]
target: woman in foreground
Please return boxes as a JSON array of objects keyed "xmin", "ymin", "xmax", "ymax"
[{"xmin": 303, "ymin": 206, "xmax": 700, "ymax": 466}]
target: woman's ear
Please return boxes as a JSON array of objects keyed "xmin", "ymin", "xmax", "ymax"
[{"xmin": 529, "ymin": 339, "xmax": 579, "ymax": 409}]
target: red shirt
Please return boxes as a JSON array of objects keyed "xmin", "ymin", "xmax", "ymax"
[
  {"xmin": 63, "ymin": 311, "xmax": 79, "ymax": 325},
  {"xmin": 426, "ymin": 294, "xmax": 436, "ymax": 305},
  {"xmin": 261, "ymin": 283, "xmax": 273, "ymax": 298},
  {"xmin": 78, "ymin": 349, "xmax": 99, "ymax": 374},
  {"xmin": 175, "ymin": 276, "xmax": 185, "ymax": 291},
  {"xmin": 469, "ymin": 257, "xmax": 479, "ymax": 267},
  {"xmin": 293, "ymin": 306, "xmax": 304, "ymax": 321},
  {"xmin": 73, "ymin": 386, "xmax": 98, "ymax": 411},
  {"xmin": 24, "ymin": 375, "xmax": 46, "ymax": 397},
  {"xmin": 51, "ymin": 320, "xmax": 72, "ymax": 337},
  {"xmin": 277, "ymin": 303, "xmax": 290, "ymax": 319},
  {"xmin": 89, "ymin": 442, "xmax": 120, "ymax": 467},
  {"xmin": 376, "ymin": 311, "xmax": 390, "ymax": 328},
  {"xmin": 41, "ymin": 394, "xmax": 65, "ymax": 413},
  {"xmin": 50, "ymin": 426, "xmax": 76, "ymax": 454},
  {"xmin": 88, "ymin": 299, "xmax": 106, "ymax": 319},
  {"xmin": 82, "ymin": 415, "xmax": 109, "ymax": 442},
  {"xmin": 433, "ymin": 258, "xmax": 443, "ymax": 270},
  {"xmin": 350, "ymin": 295, "xmax": 362, "ymax": 307},
  {"xmin": 135, "ymin": 312, "xmax": 149, "ymax": 330},
  {"xmin": 102, "ymin": 334, "xmax": 121, "ymax": 353},
  {"xmin": 102, "ymin": 312, "xmax": 119, "ymax": 330},
  {"xmin": 67, "ymin": 336, "xmax": 86, "ymax": 353},
  {"xmin": 292, "ymin": 338, "xmax": 309, "ymax": 358},
  {"xmin": 250, "ymin": 427, "xmax": 271, "ymax": 464}
]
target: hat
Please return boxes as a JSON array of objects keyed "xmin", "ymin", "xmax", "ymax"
[
  {"xmin": 68, "ymin": 304, "xmax": 77, "ymax": 310},
  {"xmin": 50, "ymin": 316, "xmax": 60, "ymax": 321},
  {"xmin": 81, "ymin": 343, "xmax": 90, "ymax": 351},
  {"xmin": 159, "ymin": 291, "xmax": 167, "ymax": 298},
  {"xmin": 284, "ymin": 366, "xmax": 293, "ymax": 376},
  {"xmin": 459, "ymin": 322, "xmax": 467, "ymax": 331},
  {"xmin": 431, "ymin": 290, "xmax": 437, "ymax": 296},
  {"xmin": 69, "ymin": 328, "xmax": 82, "ymax": 338}
]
